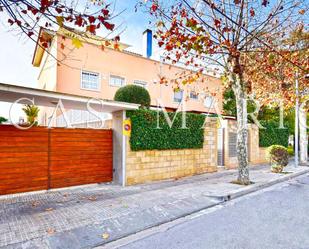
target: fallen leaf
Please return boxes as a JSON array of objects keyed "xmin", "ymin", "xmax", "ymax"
[
  {"xmin": 45, "ymin": 208, "xmax": 54, "ymax": 212},
  {"xmin": 102, "ymin": 233, "xmax": 109, "ymax": 240},
  {"xmin": 47, "ymin": 228, "xmax": 56, "ymax": 235},
  {"xmin": 31, "ymin": 201, "xmax": 40, "ymax": 207},
  {"xmin": 88, "ymin": 196, "xmax": 97, "ymax": 201}
]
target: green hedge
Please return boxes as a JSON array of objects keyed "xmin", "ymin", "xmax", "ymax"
[
  {"xmin": 127, "ymin": 109, "xmax": 206, "ymax": 151},
  {"xmin": 259, "ymin": 120, "xmax": 289, "ymax": 147},
  {"xmin": 114, "ymin": 85, "xmax": 151, "ymax": 108}
]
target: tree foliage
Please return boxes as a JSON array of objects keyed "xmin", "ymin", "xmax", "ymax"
[
  {"xmin": 114, "ymin": 85, "xmax": 151, "ymax": 108},
  {"xmin": 0, "ymin": 0, "xmax": 119, "ymax": 49},
  {"xmin": 141, "ymin": 0, "xmax": 307, "ymax": 184}
]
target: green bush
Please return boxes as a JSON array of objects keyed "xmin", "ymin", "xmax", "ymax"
[
  {"xmin": 0, "ymin": 117, "xmax": 7, "ymax": 124},
  {"xmin": 259, "ymin": 120, "xmax": 289, "ymax": 147},
  {"xmin": 114, "ymin": 85, "xmax": 151, "ymax": 108},
  {"xmin": 266, "ymin": 145, "xmax": 289, "ymax": 173},
  {"xmin": 127, "ymin": 109, "xmax": 206, "ymax": 151}
]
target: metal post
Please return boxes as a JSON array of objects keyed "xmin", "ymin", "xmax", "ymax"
[{"xmin": 295, "ymin": 71, "xmax": 299, "ymax": 167}]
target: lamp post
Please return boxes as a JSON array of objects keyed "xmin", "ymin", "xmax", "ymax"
[
  {"xmin": 295, "ymin": 71, "xmax": 299, "ymax": 167},
  {"xmin": 295, "ymin": 73, "xmax": 309, "ymax": 167}
]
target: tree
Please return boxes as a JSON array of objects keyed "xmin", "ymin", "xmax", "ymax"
[
  {"xmin": 22, "ymin": 104, "xmax": 40, "ymax": 126},
  {"xmin": 142, "ymin": 0, "xmax": 307, "ymax": 184},
  {"xmin": 0, "ymin": 0, "xmax": 119, "ymax": 50}
]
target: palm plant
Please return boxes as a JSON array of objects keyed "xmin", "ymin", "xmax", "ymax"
[{"xmin": 22, "ymin": 105, "xmax": 40, "ymax": 126}]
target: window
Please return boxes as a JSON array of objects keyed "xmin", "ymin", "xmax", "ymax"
[
  {"xmin": 133, "ymin": 80, "xmax": 147, "ymax": 88},
  {"xmin": 204, "ymin": 96, "xmax": 215, "ymax": 108},
  {"xmin": 174, "ymin": 90, "xmax": 183, "ymax": 103},
  {"xmin": 110, "ymin": 75, "xmax": 125, "ymax": 87},
  {"xmin": 190, "ymin": 91, "xmax": 198, "ymax": 100},
  {"xmin": 81, "ymin": 71, "xmax": 100, "ymax": 90}
]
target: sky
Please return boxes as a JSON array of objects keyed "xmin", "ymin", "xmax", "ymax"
[{"xmin": 0, "ymin": 0, "xmax": 153, "ymax": 121}]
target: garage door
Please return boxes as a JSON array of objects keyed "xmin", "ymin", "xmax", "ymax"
[{"xmin": 49, "ymin": 128, "xmax": 113, "ymax": 189}]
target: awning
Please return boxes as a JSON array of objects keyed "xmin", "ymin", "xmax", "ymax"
[{"xmin": 0, "ymin": 83, "xmax": 140, "ymax": 113}]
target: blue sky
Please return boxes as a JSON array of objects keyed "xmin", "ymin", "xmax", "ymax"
[
  {"xmin": 0, "ymin": 0, "xmax": 151, "ymax": 87},
  {"xmin": 0, "ymin": 1, "xmax": 153, "ymax": 120}
]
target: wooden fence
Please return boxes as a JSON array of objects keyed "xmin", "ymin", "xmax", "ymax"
[{"xmin": 0, "ymin": 125, "xmax": 113, "ymax": 195}]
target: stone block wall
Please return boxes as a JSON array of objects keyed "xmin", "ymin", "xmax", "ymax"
[
  {"xmin": 224, "ymin": 120, "xmax": 268, "ymax": 169},
  {"xmin": 125, "ymin": 119, "xmax": 218, "ymax": 185}
]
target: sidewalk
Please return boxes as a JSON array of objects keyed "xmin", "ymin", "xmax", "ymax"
[{"xmin": 0, "ymin": 163, "xmax": 308, "ymax": 249}]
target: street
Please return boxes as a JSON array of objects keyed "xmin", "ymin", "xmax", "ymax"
[{"xmin": 112, "ymin": 174, "xmax": 309, "ymax": 249}]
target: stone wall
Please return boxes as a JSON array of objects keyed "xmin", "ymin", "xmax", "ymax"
[
  {"xmin": 125, "ymin": 119, "xmax": 218, "ymax": 185},
  {"xmin": 223, "ymin": 120, "xmax": 268, "ymax": 169}
]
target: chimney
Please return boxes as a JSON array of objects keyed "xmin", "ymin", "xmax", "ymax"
[{"xmin": 143, "ymin": 29, "xmax": 153, "ymax": 58}]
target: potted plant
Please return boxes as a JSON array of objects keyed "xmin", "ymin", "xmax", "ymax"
[
  {"xmin": 22, "ymin": 104, "xmax": 40, "ymax": 126},
  {"xmin": 266, "ymin": 145, "xmax": 289, "ymax": 173}
]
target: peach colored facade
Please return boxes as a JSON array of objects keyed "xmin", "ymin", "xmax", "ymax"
[{"xmin": 34, "ymin": 29, "xmax": 223, "ymax": 116}]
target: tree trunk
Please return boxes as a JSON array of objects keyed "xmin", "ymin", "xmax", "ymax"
[{"xmin": 228, "ymin": 56, "xmax": 250, "ymax": 185}]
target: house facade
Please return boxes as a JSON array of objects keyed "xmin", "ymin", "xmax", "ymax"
[{"xmin": 32, "ymin": 28, "xmax": 223, "ymax": 126}]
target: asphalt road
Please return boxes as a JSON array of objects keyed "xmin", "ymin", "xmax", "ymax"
[{"xmin": 117, "ymin": 174, "xmax": 309, "ymax": 249}]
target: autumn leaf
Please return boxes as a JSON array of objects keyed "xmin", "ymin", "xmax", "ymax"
[
  {"xmin": 114, "ymin": 43, "xmax": 120, "ymax": 50},
  {"xmin": 72, "ymin": 38, "xmax": 83, "ymax": 49},
  {"xmin": 88, "ymin": 196, "xmax": 97, "ymax": 201},
  {"xmin": 56, "ymin": 16, "xmax": 64, "ymax": 27},
  {"xmin": 299, "ymin": 9, "xmax": 305, "ymax": 15},
  {"xmin": 47, "ymin": 228, "xmax": 56, "ymax": 235},
  {"xmin": 151, "ymin": 3, "xmax": 158, "ymax": 12},
  {"xmin": 250, "ymin": 8, "xmax": 255, "ymax": 17},
  {"xmin": 102, "ymin": 233, "xmax": 110, "ymax": 240},
  {"xmin": 103, "ymin": 21, "xmax": 115, "ymax": 31},
  {"xmin": 87, "ymin": 25, "xmax": 96, "ymax": 34},
  {"xmin": 31, "ymin": 201, "xmax": 40, "ymax": 207},
  {"xmin": 214, "ymin": 19, "xmax": 221, "ymax": 28},
  {"xmin": 45, "ymin": 208, "xmax": 54, "ymax": 212}
]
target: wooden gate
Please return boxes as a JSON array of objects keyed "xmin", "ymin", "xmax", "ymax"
[{"xmin": 0, "ymin": 125, "xmax": 113, "ymax": 195}]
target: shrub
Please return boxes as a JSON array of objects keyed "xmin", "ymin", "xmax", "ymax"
[
  {"xmin": 287, "ymin": 146, "xmax": 294, "ymax": 156},
  {"xmin": 126, "ymin": 109, "xmax": 206, "ymax": 151},
  {"xmin": 266, "ymin": 145, "xmax": 289, "ymax": 173},
  {"xmin": 259, "ymin": 120, "xmax": 289, "ymax": 147},
  {"xmin": 0, "ymin": 117, "xmax": 7, "ymax": 124},
  {"xmin": 114, "ymin": 85, "xmax": 151, "ymax": 108}
]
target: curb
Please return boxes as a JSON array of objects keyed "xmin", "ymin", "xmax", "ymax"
[
  {"xmin": 99, "ymin": 168, "xmax": 309, "ymax": 249},
  {"xmin": 221, "ymin": 168, "xmax": 309, "ymax": 201}
]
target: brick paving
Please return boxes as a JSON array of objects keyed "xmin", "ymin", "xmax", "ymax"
[{"xmin": 0, "ymin": 164, "xmax": 308, "ymax": 249}]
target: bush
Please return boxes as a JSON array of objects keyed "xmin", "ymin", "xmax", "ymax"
[
  {"xmin": 259, "ymin": 120, "xmax": 289, "ymax": 147},
  {"xmin": 126, "ymin": 109, "xmax": 206, "ymax": 151},
  {"xmin": 287, "ymin": 146, "xmax": 294, "ymax": 156},
  {"xmin": 266, "ymin": 145, "xmax": 289, "ymax": 173},
  {"xmin": 0, "ymin": 117, "xmax": 7, "ymax": 124},
  {"xmin": 114, "ymin": 85, "xmax": 151, "ymax": 108}
]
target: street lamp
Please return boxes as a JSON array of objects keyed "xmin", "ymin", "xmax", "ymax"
[
  {"xmin": 295, "ymin": 73, "xmax": 309, "ymax": 167},
  {"xmin": 295, "ymin": 72, "xmax": 299, "ymax": 167}
]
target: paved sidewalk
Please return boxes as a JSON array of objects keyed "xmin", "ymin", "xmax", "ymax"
[{"xmin": 0, "ymin": 164, "xmax": 308, "ymax": 249}]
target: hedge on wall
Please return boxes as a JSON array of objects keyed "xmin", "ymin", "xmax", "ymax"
[
  {"xmin": 126, "ymin": 109, "xmax": 206, "ymax": 151},
  {"xmin": 259, "ymin": 120, "xmax": 289, "ymax": 147}
]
